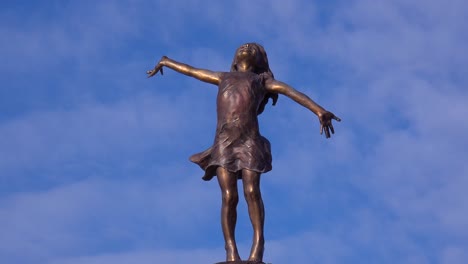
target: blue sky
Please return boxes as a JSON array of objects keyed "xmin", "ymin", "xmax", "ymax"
[{"xmin": 1, "ymin": 0, "xmax": 467, "ymax": 263}]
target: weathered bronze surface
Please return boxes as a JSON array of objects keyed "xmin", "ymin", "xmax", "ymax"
[
  {"xmin": 147, "ymin": 43, "xmax": 340, "ymax": 263},
  {"xmin": 216, "ymin": 261, "xmax": 267, "ymax": 264}
]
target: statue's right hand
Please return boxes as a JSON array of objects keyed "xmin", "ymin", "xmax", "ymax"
[
  {"xmin": 146, "ymin": 56, "xmax": 167, "ymax": 78},
  {"xmin": 146, "ymin": 66, "xmax": 163, "ymax": 78}
]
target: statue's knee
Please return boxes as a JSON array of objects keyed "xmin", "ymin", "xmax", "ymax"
[
  {"xmin": 222, "ymin": 191, "xmax": 238, "ymax": 206},
  {"xmin": 244, "ymin": 185, "xmax": 260, "ymax": 202}
]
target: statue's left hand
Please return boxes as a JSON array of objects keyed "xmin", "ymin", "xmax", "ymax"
[
  {"xmin": 147, "ymin": 56, "xmax": 167, "ymax": 78},
  {"xmin": 318, "ymin": 111, "xmax": 341, "ymax": 138}
]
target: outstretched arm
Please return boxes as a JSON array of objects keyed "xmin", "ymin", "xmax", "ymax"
[
  {"xmin": 265, "ymin": 79, "xmax": 341, "ymax": 138},
  {"xmin": 147, "ymin": 56, "xmax": 221, "ymax": 85}
]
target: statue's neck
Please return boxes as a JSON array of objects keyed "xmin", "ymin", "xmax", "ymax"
[{"xmin": 236, "ymin": 62, "xmax": 255, "ymax": 73}]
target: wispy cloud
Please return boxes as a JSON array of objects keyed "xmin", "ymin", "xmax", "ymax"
[
  {"xmin": 0, "ymin": 175, "xmax": 219, "ymax": 264},
  {"xmin": 49, "ymin": 247, "xmax": 222, "ymax": 264},
  {"xmin": 1, "ymin": 0, "xmax": 467, "ymax": 263}
]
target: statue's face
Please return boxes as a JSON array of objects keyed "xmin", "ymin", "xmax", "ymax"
[
  {"xmin": 231, "ymin": 43, "xmax": 269, "ymax": 74},
  {"xmin": 235, "ymin": 43, "xmax": 260, "ymax": 65}
]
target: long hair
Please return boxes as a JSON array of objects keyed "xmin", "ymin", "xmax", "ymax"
[{"xmin": 230, "ymin": 43, "xmax": 278, "ymax": 115}]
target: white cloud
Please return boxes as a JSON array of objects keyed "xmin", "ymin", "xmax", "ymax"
[
  {"xmin": 0, "ymin": 1, "xmax": 144, "ymax": 73},
  {"xmin": 441, "ymin": 246, "xmax": 468, "ymax": 264},
  {"xmin": 49, "ymin": 247, "xmax": 222, "ymax": 264},
  {"xmin": 1, "ymin": 0, "xmax": 468, "ymax": 263},
  {"xmin": 0, "ymin": 175, "xmax": 219, "ymax": 264},
  {"xmin": 0, "ymin": 92, "xmax": 195, "ymax": 176}
]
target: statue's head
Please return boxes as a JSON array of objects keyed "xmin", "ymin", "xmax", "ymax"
[
  {"xmin": 230, "ymin": 43, "xmax": 274, "ymax": 78},
  {"xmin": 231, "ymin": 43, "xmax": 277, "ymax": 114}
]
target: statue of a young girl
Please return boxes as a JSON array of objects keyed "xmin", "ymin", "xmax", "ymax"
[{"xmin": 147, "ymin": 43, "xmax": 340, "ymax": 263}]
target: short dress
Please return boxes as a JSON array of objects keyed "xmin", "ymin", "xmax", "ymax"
[{"xmin": 190, "ymin": 71, "xmax": 273, "ymax": 181}]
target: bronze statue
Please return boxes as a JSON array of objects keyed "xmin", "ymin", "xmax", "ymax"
[{"xmin": 147, "ymin": 43, "xmax": 340, "ymax": 263}]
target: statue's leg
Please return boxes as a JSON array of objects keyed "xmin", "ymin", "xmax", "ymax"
[
  {"xmin": 242, "ymin": 169, "xmax": 265, "ymax": 262},
  {"xmin": 216, "ymin": 167, "xmax": 241, "ymax": 261}
]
